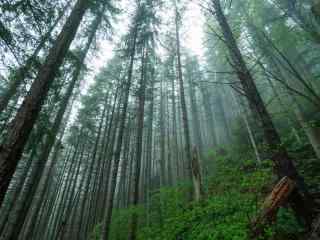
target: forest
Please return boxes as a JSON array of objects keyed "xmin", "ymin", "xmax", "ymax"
[{"xmin": 1, "ymin": 0, "xmax": 320, "ymax": 239}]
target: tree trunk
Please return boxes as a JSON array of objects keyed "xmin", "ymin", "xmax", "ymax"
[
  {"xmin": 96, "ymin": 83, "xmax": 122, "ymax": 221},
  {"xmin": 128, "ymin": 46, "xmax": 148, "ymax": 240},
  {"xmin": 246, "ymin": 19, "xmax": 320, "ymax": 159},
  {"xmin": 85, "ymin": 91, "xmax": 110, "ymax": 237},
  {"xmin": 0, "ymin": 2, "xmax": 69, "ymax": 115},
  {"xmin": 0, "ymin": 127, "xmax": 45, "ymax": 234},
  {"xmin": 101, "ymin": 23, "xmax": 138, "ymax": 240},
  {"xmin": 199, "ymin": 84, "xmax": 217, "ymax": 148},
  {"xmin": 292, "ymin": 100, "xmax": 320, "ymax": 159},
  {"xmin": 145, "ymin": 71, "xmax": 154, "ymax": 224},
  {"xmin": 118, "ymin": 115, "xmax": 134, "ymax": 208},
  {"xmin": 212, "ymin": 0, "xmax": 315, "ymax": 225},
  {"xmin": 191, "ymin": 147, "xmax": 203, "ymax": 201},
  {"xmin": 159, "ymin": 78, "xmax": 167, "ymax": 186},
  {"xmin": 169, "ymin": 60, "xmax": 181, "ymax": 180},
  {"xmin": 58, "ymin": 138, "xmax": 87, "ymax": 240},
  {"xmin": 251, "ymin": 177, "xmax": 296, "ymax": 238},
  {"xmin": 187, "ymin": 70, "xmax": 205, "ymax": 163},
  {"xmin": 174, "ymin": 4, "xmax": 193, "ymax": 191},
  {"xmin": 0, "ymin": 0, "xmax": 89, "ymax": 206},
  {"xmin": 1, "ymin": 26, "xmax": 98, "ymax": 237}
]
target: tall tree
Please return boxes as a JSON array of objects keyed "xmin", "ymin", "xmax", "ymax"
[
  {"xmin": 100, "ymin": 10, "xmax": 139, "ymax": 240},
  {"xmin": 0, "ymin": 0, "xmax": 91, "ymax": 205},
  {"xmin": 174, "ymin": 0, "xmax": 193, "ymax": 188},
  {"xmin": 0, "ymin": 1, "xmax": 70, "ymax": 115},
  {"xmin": 210, "ymin": 0, "xmax": 315, "ymax": 225}
]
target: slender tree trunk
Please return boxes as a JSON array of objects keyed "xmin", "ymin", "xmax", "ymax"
[
  {"xmin": 1, "ymin": 47, "xmax": 87, "ymax": 240},
  {"xmin": 128, "ymin": 47, "xmax": 148, "ymax": 240},
  {"xmin": 100, "ymin": 21, "xmax": 138, "ymax": 240},
  {"xmin": 58, "ymin": 138, "xmax": 87, "ymax": 240},
  {"xmin": 191, "ymin": 147, "xmax": 203, "ymax": 201},
  {"xmin": 0, "ymin": 127, "xmax": 45, "ymax": 234},
  {"xmin": 99, "ymin": 90, "xmax": 123, "ymax": 215},
  {"xmin": 85, "ymin": 91, "xmax": 110, "ymax": 237},
  {"xmin": 292, "ymin": 99, "xmax": 320, "ymax": 159},
  {"xmin": 159, "ymin": 78, "xmax": 167, "ymax": 186},
  {"xmin": 199, "ymin": 84, "xmax": 217, "ymax": 147},
  {"xmin": 96, "ymin": 84, "xmax": 122, "ymax": 221},
  {"xmin": 72, "ymin": 153, "xmax": 91, "ymax": 240},
  {"xmin": 177, "ymin": 99, "xmax": 187, "ymax": 179},
  {"xmin": 174, "ymin": 5, "xmax": 194, "ymax": 194},
  {"xmin": 214, "ymin": 86, "xmax": 232, "ymax": 145},
  {"xmin": 81, "ymin": 99, "xmax": 107, "ymax": 239},
  {"xmin": 34, "ymin": 140, "xmax": 66, "ymax": 239},
  {"xmin": 212, "ymin": 0, "xmax": 315, "ymax": 225},
  {"xmin": 18, "ymin": 66, "xmax": 81, "ymax": 240},
  {"xmin": 246, "ymin": 19, "xmax": 320, "ymax": 159},
  {"xmin": 0, "ymin": 0, "xmax": 90, "ymax": 205},
  {"xmin": 50, "ymin": 146, "xmax": 80, "ymax": 240},
  {"xmin": 264, "ymin": 75, "xmax": 302, "ymax": 144},
  {"xmin": 169, "ymin": 62, "xmax": 181, "ymax": 180},
  {"xmin": 91, "ymin": 92, "xmax": 113, "ymax": 224},
  {"xmin": 145, "ymin": 72, "xmax": 154, "ymax": 224},
  {"xmin": 0, "ymin": 3, "xmax": 69, "ymax": 115},
  {"xmin": 187, "ymin": 72, "xmax": 205, "ymax": 162},
  {"xmin": 43, "ymin": 147, "xmax": 71, "ymax": 240},
  {"xmin": 165, "ymin": 79, "xmax": 174, "ymax": 186},
  {"xmin": 118, "ymin": 116, "xmax": 134, "ymax": 208},
  {"xmin": 35, "ymin": 100, "xmax": 75, "ymax": 239},
  {"xmin": 235, "ymin": 94, "xmax": 262, "ymax": 164}
]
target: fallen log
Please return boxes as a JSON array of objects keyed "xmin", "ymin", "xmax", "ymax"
[{"xmin": 251, "ymin": 176, "xmax": 296, "ymax": 238}]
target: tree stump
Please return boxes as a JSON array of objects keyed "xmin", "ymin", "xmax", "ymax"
[{"xmin": 251, "ymin": 176, "xmax": 296, "ymax": 238}]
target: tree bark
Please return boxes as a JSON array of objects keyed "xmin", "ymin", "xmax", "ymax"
[
  {"xmin": 174, "ymin": 3, "xmax": 193, "ymax": 192},
  {"xmin": 0, "ymin": 127, "xmax": 45, "ymax": 234},
  {"xmin": 101, "ymin": 23, "xmax": 138, "ymax": 240},
  {"xmin": 191, "ymin": 147, "xmax": 203, "ymax": 201},
  {"xmin": 251, "ymin": 177, "xmax": 296, "ymax": 238},
  {"xmin": 187, "ymin": 64, "xmax": 205, "ymax": 163},
  {"xmin": 0, "ymin": 2, "xmax": 69, "ymax": 115},
  {"xmin": 199, "ymin": 83, "xmax": 217, "ymax": 148},
  {"xmin": 212, "ymin": 0, "xmax": 315, "ymax": 225},
  {"xmin": 159, "ymin": 78, "xmax": 167, "ymax": 186},
  {"xmin": 145, "ymin": 71, "xmax": 154, "ymax": 224},
  {"xmin": 0, "ymin": 0, "xmax": 90, "ymax": 206},
  {"xmin": 128, "ymin": 46, "xmax": 148, "ymax": 240}
]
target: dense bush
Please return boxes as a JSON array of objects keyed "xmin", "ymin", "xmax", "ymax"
[{"xmin": 95, "ymin": 150, "xmax": 304, "ymax": 240}]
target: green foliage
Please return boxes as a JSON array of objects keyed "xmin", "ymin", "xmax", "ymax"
[
  {"xmin": 275, "ymin": 208, "xmax": 303, "ymax": 236},
  {"xmin": 90, "ymin": 224, "xmax": 101, "ymax": 240},
  {"xmin": 96, "ymin": 150, "xmax": 306, "ymax": 240}
]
